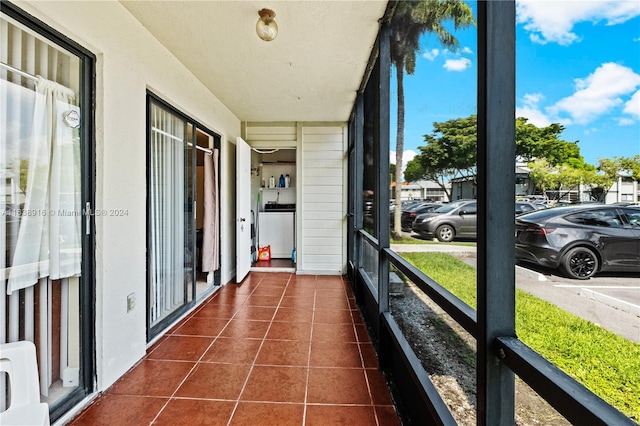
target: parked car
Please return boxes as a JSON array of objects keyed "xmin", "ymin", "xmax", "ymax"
[
  {"xmin": 390, "ymin": 200, "xmax": 431, "ymax": 226},
  {"xmin": 515, "ymin": 201, "xmax": 543, "ymax": 215},
  {"xmin": 401, "ymin": 203, "xmax": 440, "ymax": 231},
  {"xmin": 412, "ymin": 199, "xmax": 477, "ymax": 242},
  {"xmin": 515, "ymin": 205, "xmax": 640, "ymax": 279}
]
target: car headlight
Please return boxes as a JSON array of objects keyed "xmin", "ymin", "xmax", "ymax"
[{"xmin": 418, "ymin": 217, "xmax": 434, "ymax": 223}]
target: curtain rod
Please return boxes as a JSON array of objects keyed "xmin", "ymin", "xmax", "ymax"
[
  {"xmin": 151, "ymin": 127, "xmax": 213, "ymax": 155},
  {"xmin": 187, "ymin": 142, "xmax": 213, "ymax": 155},
  {"xmin": 0, "ymin": 62, "xmax": 38, "ymax": 81}
]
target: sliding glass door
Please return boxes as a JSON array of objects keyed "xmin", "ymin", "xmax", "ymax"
[
  {"xmin": 148, "ymin": 99, "xmax": 194, "ymax": 336},
  {"xmin": 147, "ymin": 95, "xmax": 220, "ymax": 340},
  {"xmin": 1, "ymin": 3, "xmax": 95, "ymax": 422}
]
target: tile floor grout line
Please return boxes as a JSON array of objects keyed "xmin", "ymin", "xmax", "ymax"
[
  {"xmin": 148, "ymin": 282, "xmax": 248, "ymax": 425},
  {"xmin": 301, "ymin": 275, "xmax": 318, "ymax": 426},
  {"xmin": 70, "ymin": 274, "xmax": 400, "ymax": 425},
  {"xmin": 225, "ymin": 273, "xmax": 293, "ymax": 426},
  {"xmin": 152, "ymin": 275, "xmax": 267, "ymax": 425}
]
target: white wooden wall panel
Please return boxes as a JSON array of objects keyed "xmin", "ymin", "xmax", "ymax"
[
  {"xmin": 303, "ymin": 237, "xmax": 343, "ymax": 247},
  {"xmin": 304, "ymin": 168, "xmax": 346, "ymax": 178},
  {"xmin": 304, "ymin": 211, "xmax": 343, "ymax": 220},
  {"xmin": 303, "ymin": 227, "xmax": 342, "ymax": 237},
  {"xmin": 246, "ymin": 125, "xmax": 296, "ymax": 137},
  {"xmin": 300, "ymin": 159, "xmax": 343, "ymax": 169},
  {"xmin": 303, "ymin": 255, "xmax": 344, "ymax": 269},
  {"xmin": 301, "ymin": 126, "xmax": 346, "ymax": 274},
  {"xmin": 304, "ymin": 201, "xmax": 343, "ymax": 211},
  {"xmin": 245, "ymin": 123, "xmax": 297, "ymax": 145},
  {"xmin": 303, "ymin": 140, "xmax": 343, "ymax": 150},
  {"xmin": 304, "ymin": 176, "xmax": 343, "ymax": 186},
  {"xmin": 304, "ymin": 186, "xmax": 342, "ymax": 195},
  {"xmin": 300, "ymin": 193, "xmax": 343, "ymax": 203}
]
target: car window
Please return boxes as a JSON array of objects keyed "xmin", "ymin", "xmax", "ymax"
[
  {"xmin": 565, "ymin": 208, "xmax": 622, "ymax": 228},
  {"xmin": 434, "ymin": 203, "xmax": 460, "ymax": 213},
  {"xmin": 516, "ymin": 203, "xmax": 535, "ymax": 213},
  {"xmin": 622, "ymin": 208, "xmax": 640, "ymax": 227},
  {"xmin": 458, "ymin": 203, "xmax": 476, "ymax": 215}
]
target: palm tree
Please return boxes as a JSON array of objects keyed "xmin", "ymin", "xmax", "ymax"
[{"xmin": 390, "ymin": 0, "xmax": 474, "ymax": 237}]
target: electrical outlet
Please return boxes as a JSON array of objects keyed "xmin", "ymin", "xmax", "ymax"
[{"xmin": 127, "ymin": 293, "xmax": 136, "ymax": 312}]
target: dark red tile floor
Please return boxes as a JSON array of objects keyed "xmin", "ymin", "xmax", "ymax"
[{"xmin": 68, "ymin": 273, "xmax": 400, "ymax": 425}]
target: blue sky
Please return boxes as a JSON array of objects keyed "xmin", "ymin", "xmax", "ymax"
[{"xmin": 391, "ymin": 0, "xmax": 640, "ymax": 171}]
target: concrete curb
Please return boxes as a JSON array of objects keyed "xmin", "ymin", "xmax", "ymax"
[
  {"xmin": 580, "ymin": 288, "xmax": 640, "ymax": 317},
  {"xmin": 515, "ymin": 265, "xmax": 547, "ymax": 282},
  {"xmin": 392, "ymin": 244, "xmax": 548, "ymax": 282}
]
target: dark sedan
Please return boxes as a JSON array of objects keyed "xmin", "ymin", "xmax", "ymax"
[
  {"xmin": 515, "ymin": 205, "xmax": 640, "ymax": 279},
  {"xmin": 401, "ymin": 203, "xmax": 440, "ymax": 231}
]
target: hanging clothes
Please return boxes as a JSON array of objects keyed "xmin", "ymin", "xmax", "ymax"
[{"xmin": 201, "ymin": 148, "xmax": 220, "ymax": 272}]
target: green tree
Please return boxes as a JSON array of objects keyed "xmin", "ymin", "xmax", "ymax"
[
  {"xmin": 405, "ymin": 114, "xmax": 477, "ymax": 200},
  {"xmin": 515, "ymin": 117, "xmax": 581, "ymax": 165},
  {"xmin": 617, "ymin": 155, "xmax": 640, "ymax": 179},
  {"xmin": 588, "ymin": 156, "xmax": 640, "ymax": 201},
  {"xmin": 405, "ymin": 114, "xmax": 582, "ymax": 199},
  {"xmin": 389, "ymin": 0, "xmax": 474, "ymax": 237},
  {"xmin": 527, "ymin": 158, "xmax": 597, "ymax": 201}
]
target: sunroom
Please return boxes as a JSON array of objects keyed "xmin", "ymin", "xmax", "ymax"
[{"xmin": 1, "ymin": 1, "xmax": 635, "ymax": 425}]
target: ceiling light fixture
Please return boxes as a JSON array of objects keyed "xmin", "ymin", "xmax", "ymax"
[{"xmin": 256, "ymin": 8, "xmax": 278, "ymax": 42}]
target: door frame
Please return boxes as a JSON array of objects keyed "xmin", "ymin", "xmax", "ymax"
[
  {"xmin": 145, "ymin": 92, "xmax": 221, "ymax": 341},
  {"xmin": 1, "ymin": 2, "xmax": 97, "ymax": 422}
]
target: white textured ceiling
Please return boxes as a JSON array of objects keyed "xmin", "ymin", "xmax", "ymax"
[{"xmin": 120, "ymin": 1, "xmax": 388, "ymax": 122}]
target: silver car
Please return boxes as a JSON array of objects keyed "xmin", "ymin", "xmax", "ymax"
[{"xmin": 412, "ymin": 200, "xmax": 477, "ymax": 242}]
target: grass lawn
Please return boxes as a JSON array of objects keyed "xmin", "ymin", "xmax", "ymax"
[
  {"xmin": 391, "ymin": 234, "xmax": 477, "ymax": 247},
  {"xmin": 400, "ymin": 251, "xmax": 640, "ymax": 422}
]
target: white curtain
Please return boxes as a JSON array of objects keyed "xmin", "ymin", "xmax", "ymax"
[
  {"xmin": 202, "ymin": 148, "xmax": 219, "ymax": 272},
  {"xmin": 7, "ymin": 77, "xmax": 81, "ymax": 294},
  {"xmin": 149, "ymin": 104, "xmax": 186, "ymax": 325},
  {"xmin": 2, "ymin": 16, "xmax": 81, "ymax": 406}
]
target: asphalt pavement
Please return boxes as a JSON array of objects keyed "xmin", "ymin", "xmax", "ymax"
[{"xmin": 391, "ymin": 241, "xmax": 640, "ymax": 343}]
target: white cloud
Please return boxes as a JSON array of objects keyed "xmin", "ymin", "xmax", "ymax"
[
  {"xmin": 443, "ymin": 58, "xmax": 471, "ymax": 72},
  {"xmin": 523, "ymin": 93, "xmax": 545, "ymax": 106},
  {"xmin": 390, "ymin": 150, "xmax": 417, "ymax": 170},
  {"xmin": 422, "ymin": 48, "xmax": 440, "ymax": 61},
  {"xmin": 618, "ymin": 117, "xmax": 635, "ymax": 126},
  {"xmin": 516, "ymin": 93, "xmax": 554, "ymax": 126},
  {"xmin": 623, "ymin": 90, "xmax": 640, "ymax": 119},
  {"xmin": 461, "ymin": 46, "xmax": 473, "ymax": 54},
  {"xmin": 517, "ymin": 0, "xmax": 640, "ymax": 45},
  {"xmin": 548, "ymin": 63, "xmax": 640, "ymax": 124}
]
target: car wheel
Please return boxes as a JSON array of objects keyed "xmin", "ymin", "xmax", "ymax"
[
  {"xmin": 561, "ymin": 247, "xmax": 598, "ymax": 280},
  {"xmin": 435, "ymin": 224, "xmax": 454, "ymax": 242}
]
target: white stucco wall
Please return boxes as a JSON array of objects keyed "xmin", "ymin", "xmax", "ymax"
[{"xmin": 17, "ymin": 0, "xmax": 241, "ymax": 391}]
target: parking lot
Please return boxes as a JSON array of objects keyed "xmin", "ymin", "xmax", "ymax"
[{"xmin": 391, "ymin": 241, "xmax": 640, "ymax": 343}]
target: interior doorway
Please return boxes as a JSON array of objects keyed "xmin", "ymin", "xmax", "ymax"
[{"xmin": 251, "ymin": 148, "xmax": 296, "ymax": 272}]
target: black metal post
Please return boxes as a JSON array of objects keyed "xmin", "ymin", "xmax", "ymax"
[{"xmin": 476, "ymin": 1, "xmax": 517, "ymax": 425}]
